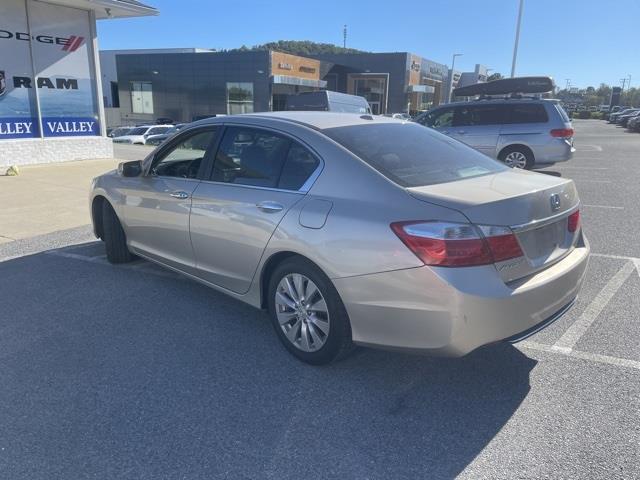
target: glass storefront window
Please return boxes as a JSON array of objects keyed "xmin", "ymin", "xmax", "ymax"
[
  {"xmin": 226, "ymin": 82, "xmax": 254, "ymax": 114},
  {"xmin": 132, "ymin": 81, "xmax": 153, "ymax": 114},
  {"xmin": 350, "ymin": 76, "xmax": 387, "ymax": 115}
]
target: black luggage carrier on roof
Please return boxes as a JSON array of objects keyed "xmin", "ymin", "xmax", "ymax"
[{"xmin": 453, "ymin": 76, "xmax": 555, "ymax": 97}]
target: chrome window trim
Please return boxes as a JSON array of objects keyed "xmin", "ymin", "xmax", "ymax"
[
  {"xmin": 196, "ymin": 178, "xmax": 307, "ymax": 195},
  {"xmin": 510, "ymin": 204, "xmax": 579, "ymax": 233}
]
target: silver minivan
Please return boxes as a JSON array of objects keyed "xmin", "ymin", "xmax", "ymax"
[{"xmin": 414, "ymin": 99, "xmax": 575, "ymax": 169}]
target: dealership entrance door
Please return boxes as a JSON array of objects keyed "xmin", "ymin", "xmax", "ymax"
[{"xmin": 348, "ymin": 74, "xmax": 389, "ymax": 114}]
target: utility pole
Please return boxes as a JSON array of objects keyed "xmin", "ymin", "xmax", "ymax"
[
  {"xmin": 448, "ymin": 53, "xmax": 463, "ymax": 103},
  {"xmin": 510, "ymin": 0, "xmax": 524, "ymax": 77},
  {"xmin": 343, "ymin": 25, "xmax": 347, "ymax": 49},
  {"xmin": 565, "ymin": 78, "xmax": 571, "ymax": 90}
]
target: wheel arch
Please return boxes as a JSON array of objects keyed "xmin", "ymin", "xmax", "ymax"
[
  {"xmin": 259, "ymin": 251, "xmax": 327, "ymax": 309},
  {"xmin": 91, "ymin": 195, "xmax": 107, "ymax": 239},
  {"xmin": 498, "ymin": 143, "xmax": 535, "ymax": 161}
]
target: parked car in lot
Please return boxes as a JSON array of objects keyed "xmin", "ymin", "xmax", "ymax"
[
  {"xmin": 414, "ymin": 98, "xmax": 574, "ymax": 169},
  {"xmin": 285, "ymin": 91, "xmax": 372, "ymax": 114},
  {"xmin": 112, "ymin": 125, "xmax": 173, "ymax": 145},
  {"xmin": 608, "ymin": 108, "xmax": 635, "ymax": 124},
  {"xmin": 107, "ymin": 126, "xmax": 132, "ymax": 138},
  {"xmin": 617, "ymin": 110, "xmax": 640, "ymax": 127},
  {"xmin": 90, "ymin": 112, "xmax": 589, "ymax": 364},
  {"xmin": 627, "ymin": 115, "xmax": 640, "ymax": 132},
  {"xmin": 383, "ymin": 113, "xmax": 412, "ymax": 120},
  {"xmin": 145, "ymin": 123, "xmax": 187, "ymax": 146}
]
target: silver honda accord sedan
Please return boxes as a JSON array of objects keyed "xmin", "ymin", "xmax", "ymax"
[{"xmin": 90, "ymin": 112, "xmax": 589, "ymax": 365}]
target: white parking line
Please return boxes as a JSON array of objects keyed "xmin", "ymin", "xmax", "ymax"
[
  {"xmin": 582, "ymin": 204, "xmax": 624, "ymax": 210},
  {"xmin": 591, "ymin": 252, "xmax": 640, "ymax": 262},
  {"xmin": 519, "ymin": 341, "xmax": 640, "ymax": 371},
  {"xmin": 554, "ymin": 261, "xmax": 635, "ymax": 351},
  {"xmin": 556, "ymin": 166, "xmax": 608, "ymax": 170},
  {"xmin": 571, "ymin": 179, "xmax": 612, "ymax": 184},
  {"xmin": 575, "ymin": 144, "xmax": 603, "ymax": 151}
]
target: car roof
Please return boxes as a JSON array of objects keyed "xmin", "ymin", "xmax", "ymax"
[
  {"xmin": 433, "ymin": 98, "xmax": 557, "ymax": 109},
  {"xmin": 190, "ymin": 111, "xmax": 403, "ymax": 131}
]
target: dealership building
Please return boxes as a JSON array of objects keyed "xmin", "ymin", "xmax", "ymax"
[
  {"xmin": 0, "ymin": 0, "xmax": 157, "ymax": 167},
  {"xmin": 108, "ymin": 50, "xmax": 452, "ymax": 124}
]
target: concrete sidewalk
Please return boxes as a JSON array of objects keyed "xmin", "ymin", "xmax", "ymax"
[{"xmin": 0, "ymin": 158, "xmax": 121, "ymax": 244}]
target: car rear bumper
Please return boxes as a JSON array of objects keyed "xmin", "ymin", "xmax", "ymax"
[
  {"xmin": 333, "ymin": 237, "xmax": 589, "ymax": 356},
  {"xmin": 534, "ymin": 138, "xmax": 575, "ymax": 164}
]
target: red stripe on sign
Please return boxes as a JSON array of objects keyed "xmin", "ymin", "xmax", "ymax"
[
  {"xmin": 62, "ymin": 35, "xmax": 75, "ymax": 51},
  {"xmin": 69, "ymin": 36, "xmax": 84, "ymax": 52}
]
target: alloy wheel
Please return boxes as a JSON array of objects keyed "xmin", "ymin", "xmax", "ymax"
[
  {"xmin": 503, "ymin": 151, "xmax": 528, "ymax": 169},
  {"xmin": 275, "ymin": 273, "xmax": 330, "ymax": 352}
]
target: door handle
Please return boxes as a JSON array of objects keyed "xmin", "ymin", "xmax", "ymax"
[
  {"xmin": 457, "ymin": 130, "xmax": 467, "ymax": 134},
  {"xmin": 169, "ymin": 190, "xmax": 190, "ymax": 199},
  {"xmin": 256, "ymin": 201, "xmax": 284, "ymax": 213}
]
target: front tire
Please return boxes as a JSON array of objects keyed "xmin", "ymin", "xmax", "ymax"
[
  {"xmin": 102, "ymin": 201, "xmax": 134, "ymax": 264},
  {"xmin": 499, "ymin": 146, "xmax": 534, "ymax": 169},
  {"xmin": 267, "ymin": 258, "xmax": 354, "ymax": 365}
]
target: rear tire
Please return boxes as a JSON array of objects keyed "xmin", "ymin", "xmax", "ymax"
[
  {"xmin": 267, "ymin": 257, "xmax": 354, "ymax": 365},
  {"xmin": 499, "ymin": 146, "xmax": 534, "ymax": 170},
  {"xmin": 102, "ymin": 201, "xmax": 134, "ymax": 264}
]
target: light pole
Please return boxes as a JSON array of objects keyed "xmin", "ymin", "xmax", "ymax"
[
  {"xmin": 448, "ymin": 53, "xmax": 463, "ymax": 103},
  {"xmin": 510, "ymin": 0, "xmax": 524, "ymax": 77}
]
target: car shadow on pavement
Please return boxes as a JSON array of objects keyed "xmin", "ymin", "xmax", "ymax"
[
  {"xmin": 0, "ymin": 248, "xmax": 537, "ymax": 480},
  {"xmin": 535, "ymin": 170, "xmax": 562, "ymax": 177}
]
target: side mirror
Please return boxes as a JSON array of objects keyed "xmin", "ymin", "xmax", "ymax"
[{"xmin": 118, "ymin": 160, "xmax": 143, "ymax": 177}]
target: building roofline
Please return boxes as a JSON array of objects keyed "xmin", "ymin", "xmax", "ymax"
[{"xmin": 36, "ymin": 0, "xmax": 158, "ymax": 19}]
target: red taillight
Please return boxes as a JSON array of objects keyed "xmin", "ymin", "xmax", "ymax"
[
  {"xmin": 568, "ymin": 210, "xmax": 580, "ymax": 232},
  {"xmin": 391, "ymin": 221, "xmax": 523, "ymax": 267},
  {"xmin": 550, "ymin": 128, "xmax": 574, "ymax": 138}
]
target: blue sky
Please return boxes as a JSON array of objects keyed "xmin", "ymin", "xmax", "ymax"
[{"xmin": 97, "ymin": 0, "xmax": 639, "ymax": 89}]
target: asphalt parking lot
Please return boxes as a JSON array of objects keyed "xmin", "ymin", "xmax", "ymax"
[{"xmin": 1, "ymin": 120, "xmax": 639, "ymax": 479}]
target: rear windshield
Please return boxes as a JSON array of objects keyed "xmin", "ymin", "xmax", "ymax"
[{"xmin": 323, "ymin": 122, "xmax": 507, "ymax": 187}]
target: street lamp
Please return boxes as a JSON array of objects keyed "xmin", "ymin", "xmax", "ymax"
[
  {"xmin": 510, "ymin": 0, "xmax": 524, "ymax": 77},
  {"xmin": 448, "ymin": 53, "xmax": 463, "ymax": 103}
]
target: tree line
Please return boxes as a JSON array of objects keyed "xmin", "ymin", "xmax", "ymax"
[{"xmin": 557, "ymin": 83, "xmax": 639, "ymax": 107}]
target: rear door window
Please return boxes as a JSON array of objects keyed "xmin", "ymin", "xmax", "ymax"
[
  {"xmin": 212, "ymin": 127, "xmax": 290, "ymax": 188},
  {"xmin": 278, "ymin": 143, "xmax": 320, "ymax": 190},
  {"xmin": 211, "ymin": 127, "xmax": 319, "ymax": 191},
  {"xmin": 506, "ymin": 104, "xmax": 549, "ymax": 124},
  {"xmin": 455, "ymin": 105, "xmax": 507, "ymax": 126}
]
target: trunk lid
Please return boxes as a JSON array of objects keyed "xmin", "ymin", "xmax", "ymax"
[{"xmin": 407, "ymin": 169, "xmax": 580, "ymax": 281}]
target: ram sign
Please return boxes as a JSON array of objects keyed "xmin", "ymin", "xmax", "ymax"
[{"xmin": 0, "ymin": 0, "xmax": 99, "ymax": 139}]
